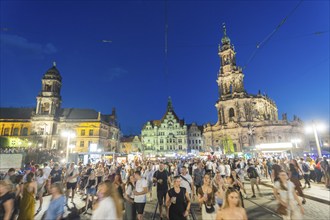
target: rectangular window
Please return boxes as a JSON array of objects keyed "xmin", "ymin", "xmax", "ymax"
[
  {"xmin": 199, "ymin": 140, "xmax": 201, "ymax": 144},
  {"xmin": 80, "ymin": 141, "xmax": 84, "ymax": 147},
  {"xmin": 81, "ymin": 130, "xmax": 85, "ymax": 136},
  {"xmin": 160, "ymin": 139, "xmax": 164, "ymax": 143},
  {"xmin": 178, "ymin": 139, "xmax": 182, "ymax": 143},
  {"xmin": 89, "ymin": 129, "xmax": 94, "ymax": 136},
  {"xmin": 88, "ymin": 141, "xmax": 92, "ymax": 147}
]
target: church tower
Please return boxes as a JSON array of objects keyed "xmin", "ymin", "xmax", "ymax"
[
  {"xmin": 35, "ymin": 62, "xmax": 62, "ymax": 116},
  {"xmin": 32, "ymin": 62, "xmax": 62, "ymax": 148},
  {"xmin": 216, "ymin": 24, "xmax": 246, "ymax": 99}
]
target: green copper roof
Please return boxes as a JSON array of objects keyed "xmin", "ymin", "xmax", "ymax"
[{"xmin": 221, "ymin": 23, "xmax": 231, "ymax": 45}]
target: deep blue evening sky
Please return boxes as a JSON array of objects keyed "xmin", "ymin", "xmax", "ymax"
[{"xmin": 1, "ymin": 1, "xmax": 329, "ymax": 134}]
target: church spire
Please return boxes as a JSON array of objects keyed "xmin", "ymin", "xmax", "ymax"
[
  {"xmin": 167, "ymin": 96, "xmax": 173, "ymax": 111},
  {"xmin": 221, "ymin": 23, "xmax": 231, "ymax": 46}
]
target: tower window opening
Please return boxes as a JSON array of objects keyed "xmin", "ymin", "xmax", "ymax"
[
  {"xmin": 229, "ymin": 108, "xmax": 235, "ymax": 118},
  {"xmin": 44, "ymin": 84, "xmax": 51, "ymax": 92}
]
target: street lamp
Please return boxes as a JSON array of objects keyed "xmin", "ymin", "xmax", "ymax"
[
  {"xmin": 305, "ymin": 122, "xmax": 327, "ymax": 158},
  {"xmin": 61, "ymin": 131, "xmax": 76, "ymax": 163},
  {"xmin": 290, "ymin": 138, "xmax": 301, "ymax": 159}
]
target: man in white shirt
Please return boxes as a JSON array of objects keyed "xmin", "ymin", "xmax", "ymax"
[
  {"xmin": 224, "ymin": 162, "xmax": 231, "ymax": 177},
  {"xmin": 65, "ymin": 162, "xmax": 79, "ymax": 203},
  {"xmin": 43, "ymin": 162, "xmax": 52, "ymax": 194},
  {"xmin": 218, "ymin": 162, "xmax": 226, "ymax": 178},
  {"xmin": 134, "ymin": 170, "xmax": 148, "ymax": 220},
  {"xmin": 143, "ymin": 163, "xmax": 155, "ymax": 201},
  {"xmin": 43, "ymin": 162, "xmax": 52, "ymax": 179},
  {"xmin": 180, "ymin": 166, "xmax": 195, "ymax": 199}
]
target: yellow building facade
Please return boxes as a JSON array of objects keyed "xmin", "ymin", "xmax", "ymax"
[{"xmin": 0, "ymin": 63, "xmax": 120, "ymax": 152}]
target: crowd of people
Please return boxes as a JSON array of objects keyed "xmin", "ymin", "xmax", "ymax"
[
  {"xmin": 0, "ymin": 147, "xmax": 62, "ymax": 165},
  {"xmin": 0, "ymin": 153, "xmax": 329, "ymax": 220}
]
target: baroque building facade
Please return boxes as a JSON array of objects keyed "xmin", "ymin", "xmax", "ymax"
[
  {"xmin": 141, "ymin": 97, "xmax": 204, "ymax": 155},
  {"xmin": 120, "ymin": 135, "xmax": 142, "ymax": 153},
  {"xmin": 0, "ymin": 63, "xmax": 120, "ymax": 153},
  {"xmin": 141, "ymin": 97, "xmax": 188, "ymax": 155},
  {"xmin": 203, "ymin": 25, "xmax": 304, "ymax": 153},
  {"xmin": 187, "ymin": 123, "xmax": 204, "ymax": 152}
]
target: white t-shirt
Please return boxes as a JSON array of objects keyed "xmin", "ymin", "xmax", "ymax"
[
  {"xmin": 180, "ymin": 174, "xmax": 193, "ymax": 194},
  {"xmin": 66, "ymin": 168, "xmax": 79, "ymax": 183},
  {"xmin": 134, "ymin": 178, "xmax": 147, "ymax": 203},
  {"xmin": 125, "ymin": 184, "xmax": 135, "ymax": 199},
  {"xmin": 143, "ymin": 169, "xmax": 154, "ymax": 182},
  {"xmin": 92, "ymin": 197, "xmax": 118, "ymax": 220},
  {"xmin": 206, "ymin": 161, "xmax": 213, "ymax": 170},
  {"xmin": 274, "ymin": 180, "xmax": 295, "ymax": 201},
  {"xmin": 43, "ymin": 166, "xmax": 52, "ymax": 179},
  {"xmin": 225, "ymin": 164, "xmax": 231, "ymax": 177},
  {"xmin": 219, "ymin": 164, "xmax": 226, "ymax": 176},
  {"xmin": 36, "ymin": 175, "xmax": 47, "ymax": 187}
]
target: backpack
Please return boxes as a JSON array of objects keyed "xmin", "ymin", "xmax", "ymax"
[
  {"xmin": 302, "ymin": 163, "xmax": 310, "ymax": 172},
  {"xmin": 248, "ymin": 167, "xmax": 258, "ymax": 179}
]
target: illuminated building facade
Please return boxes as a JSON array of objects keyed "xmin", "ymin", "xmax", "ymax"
[
  {"xmin": 203, "ymin": 25, "xmax": 304, "ymax": 154},
  {"xmin": 120, "ymin": 135, "xmax": 142, "ymax": 153},
  {"xmin": 141, "ymin": 97, "xmax": 189, "ymax": 155},
  {"xmin": 0, "ymin": 63, "xmax": 120, "ymax": 152}
]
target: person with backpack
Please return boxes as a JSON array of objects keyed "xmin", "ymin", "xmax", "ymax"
[
  {"xmin": 179, "ymin": 166, "xmax": 195, "ymax": 199},
  {"xmin": 247, "ymin": 163, "xmax": 261, "ymax": 198},
  {"xmin": 300, "ymin": 158, "xmax": 311, "ymax": 188}
]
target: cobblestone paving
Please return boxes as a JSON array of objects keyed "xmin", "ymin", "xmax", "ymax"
[{"xmin": 244, "ymin": 181, "xmax": 330, "ymax": 220}]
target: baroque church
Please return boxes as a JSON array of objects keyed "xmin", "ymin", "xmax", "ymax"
[
  {"xmin": 203, "ymin": 25, "xmax": 304, "ymax": 153},
  {"xmin": 0, "ymin": 63, "xmax": 120, "ymax": 152}
]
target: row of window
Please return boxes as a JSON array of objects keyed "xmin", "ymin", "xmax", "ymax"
[
  {"xmin": 2, "ymin": 127, "xmax": 28, "ymax": 136},
  {"xmin": 189, "ymin": 139, "xmax": 202, "ymax": 144},
  {"xmin": 191, "ymin": 146, "xmax": 202, "ymax": 150},
  {"xmin": 147, "ymin": 138, "xmax": 186, "ymax": 144},
  {"xmin": 189, "ymin": 133, "xmax": 200, "ymax": 137},
  {"xmin": 80, "ymin": 129, "xmax": 94, "ymax": 136},
  {"xmin": 159, "ymin": 145, "xmax": 183, "ymax": 150},
  {"xmin": 79, "ymin": 140, "xmax": 93, "ymax": 147},
  {"xmin": 156, "ymin": 131, "xmax": 186, "ymax": 136}
]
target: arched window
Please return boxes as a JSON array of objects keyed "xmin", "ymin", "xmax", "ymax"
[
  {"xmin": 22, "ymin": 127, "xmax": 28, "ymax": 136},
  {"xmin": 13, "ymin": 128, "xmax": 19, "ymax": 136},
  {"xmin": 229, "ymin": 108, "xmax": 235, "ymax": 118}
]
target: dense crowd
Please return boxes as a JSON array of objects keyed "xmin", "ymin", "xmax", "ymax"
[
  {"xmin": 0, "ymin": 153, "xmax": 329, "ymax": 220},
  {"xmin": 0, "ymin": 147, "xmax": 62, "ymax": 165}
]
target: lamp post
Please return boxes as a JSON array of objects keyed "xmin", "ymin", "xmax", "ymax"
[
  {"xmin": 290, "ymin": 138, "xmax": 301, "ymax": 159},
  {"xmin": 305, "ymin": 122, "xmax": 327, "ymax": 158},
  {"xmin": 61, "ymin": 131, "xmax": 76, "ymax": 163}
]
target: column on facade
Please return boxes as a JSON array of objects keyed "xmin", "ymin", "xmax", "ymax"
[
  {"xmin": 36, "ymin": 99, "xmax": 40, "ymax": 114},
  {"xmin": 49, "ymin": 102, "xmax": 53, "ymax": 115}
]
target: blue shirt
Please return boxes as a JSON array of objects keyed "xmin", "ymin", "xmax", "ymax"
[{"xmin": 45, "ymin": 195, "xmax": 65, "ymax": 220}]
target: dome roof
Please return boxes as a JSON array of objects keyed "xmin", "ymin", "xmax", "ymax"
[{"xmin": 43, "ymin": 62, "xmax": 62, "ymax": 81}]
